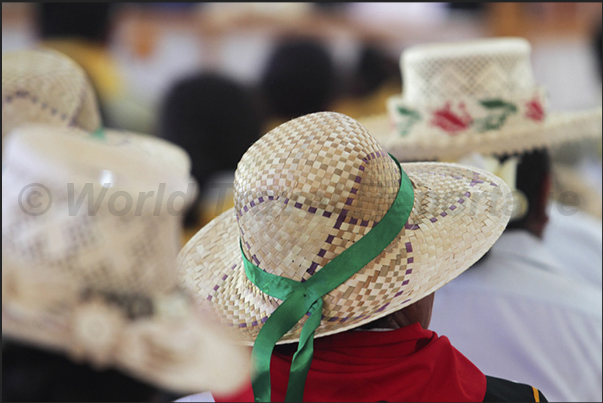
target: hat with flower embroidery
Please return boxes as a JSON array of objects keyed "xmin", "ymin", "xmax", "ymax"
[
  {"xmin": 2, "ymin": 124, "xmax": 250, "ymax": 394},
  {"xmin": 359, "ymin": 37, "xmax": 602, "ymax": 162}
]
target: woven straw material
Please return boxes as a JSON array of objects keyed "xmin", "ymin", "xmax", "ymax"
[
  {"xmin": 360, "ymin": 108, "xmax": 603, "ymax": 161},
  {"xmin": 2, "ymin": 49, "xmax": 101, "ymax": 155},
  {"xmin": 178, "ymin": 112, "xmax": 512, "ymax": 345},
  {"xmin": 358, "ymin": 38, "xmax": 602, "ymax": 161},
  {"xmin": 2, "ymin": 125, "xmax": 249, "ymax": 394}
]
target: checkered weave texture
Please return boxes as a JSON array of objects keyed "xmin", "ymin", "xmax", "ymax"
[{"xmin": 2, "ymin": 49, "xmax": 100, "ymax": 154}]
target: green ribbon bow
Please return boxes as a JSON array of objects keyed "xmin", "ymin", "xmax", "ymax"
[{"xmin": 241, "ymin": 154, "xmax": 414, "ymax": 402}]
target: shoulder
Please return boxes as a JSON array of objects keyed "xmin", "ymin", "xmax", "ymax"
[{"xmin": 483, "ymin": 376, "xmax": 547, "ymax": 402}]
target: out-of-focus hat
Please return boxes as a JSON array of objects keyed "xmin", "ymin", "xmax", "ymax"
[
  {"xmin": 2, "ymin": 124, "xmax": 250, "ymax": 394},
  {"xmin": 2, "ymin": 49, "xmax": 101, "ymax": 156}
]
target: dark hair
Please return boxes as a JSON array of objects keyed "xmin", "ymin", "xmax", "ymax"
[
  {"xmin": 260, "ymin": 39, "xmax": 336, "ymax": 120},
  {"xmin": 2, "ymin": 340, "xmax": 176, "ymax": 402},
  {"xmin": 499, "ymin": 148, "xmax": 551, "ymax": 231},
  {"xmin": 350, "ymin": 45, "xmax": 401, "ymax": 98},
  {"xmin": 158, "ymin": 73, "xmax": 263, "ymax": 227},
  {"xmin": 36, "ymin": 3, "xmax": 113, "ymax": 44}
]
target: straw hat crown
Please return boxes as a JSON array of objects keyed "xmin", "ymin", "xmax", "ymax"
[
  {"xmin": 2, "ymin": 50, "xmax": 101, "ymax": 152},
  {"xmin": 402, "ymin": 38, "xmax": 535, "ymax": 103},
  {"xmin": 235, "ymin": 113, "xmax": 400, "ymax": 282},
  {"xmin": 2, "ymin": 126, "xmax": 187, "ymax": 296}
]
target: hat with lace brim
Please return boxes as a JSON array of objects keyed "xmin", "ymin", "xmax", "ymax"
[
  {"xmin": 2, "ymin": 124, "xmax": 250, "ymax": 395},
  {"xmin": 358, "ymin": 37, "xmax": 602, "ymax": 162},
  {"xmin": 177, "ymin": 112, "xmax": 513, "ymax": 401},
  {"xmin": 2, "ymin": 49, "xmax": 101, "ymax": 157}
]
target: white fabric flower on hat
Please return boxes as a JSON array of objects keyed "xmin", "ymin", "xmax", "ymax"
[{"xmin": 70, "ymin": 299, "xmax": 126, "ymax": 369}]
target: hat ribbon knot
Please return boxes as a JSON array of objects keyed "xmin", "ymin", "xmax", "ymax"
[{"xmin": 241, "ymin": 154, "xmax": 414, "ymax": 402}]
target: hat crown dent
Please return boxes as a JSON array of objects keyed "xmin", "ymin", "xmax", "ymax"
[
  {"xmin": 401, "ymin": 38, "xmax": 536, "ymax": 103},
  {"xmin": 234, "ymin": 112, "xmax": 402, "ymax": 283}
]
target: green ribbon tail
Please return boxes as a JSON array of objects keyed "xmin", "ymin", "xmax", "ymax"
[
  {"xmin": 251, "ymin": 289, "xmax": 311, "ymax": 402},
  {"xmin": 284, "ymin": 300, "xmax": 323, "ymax": 402}
]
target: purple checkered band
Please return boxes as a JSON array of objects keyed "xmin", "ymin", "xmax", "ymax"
[
  {"xmin": 440, "ymin": 212, "xmax": 447, "ymax": 217},
  {"xmin": 401, "ymin": 298, "xmax": 411, "ymax": 305},
  {"xmin": 239, "ymin": 323, "xmax": 247, "ymax": 328},
  {"xmin": 405, "ymin": 269, "xmax": 412, "ymax": 274},
  {"xmin": 407, "ymin": 257, "xmax": 414, "ymax": 264},
  {"xmin": 213, "ymin": 285, "xmax": 220, "ymax": 291},
  {"xmin": 252, "ymin": 321, "xmax": 258, "ymax": 326},
  {"xmin": 405, "ymin": 242, "xmax": 413, "ymax": 253},
  {"xmin": 490, "ymin": 182, "xmax": 498, "ymax": 187},
  {"xmin": 376, "ymin": 302, "xmax": 391, "ymax": 312},
  {"xmin": 429, "ymin": 217, "xmax": 438, "ymax": 223},
  {"xmin": 405, "ymin": 223, "xmax": 420, "ymax": 230},
  {"xmin": 402, "ymin": 280, "xmax": 409, "ymax": 286},
  {"xmin": 394, "ymin": 290, "xmax": 404, "ymax": 297},
  {"xmin": 207, "ymin": 295, "xmax": 212, "ymax": 301},
  {"xmin": 222, "ymin": 274, "xmax": 228, "ymax": 281}
]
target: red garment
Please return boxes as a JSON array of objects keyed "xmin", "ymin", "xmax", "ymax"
[{"xmin": 215, "ymin": 323, "xmax": 486, "ymax": 402}]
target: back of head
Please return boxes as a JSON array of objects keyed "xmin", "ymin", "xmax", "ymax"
[
  {"xmin": 158, "ymin": 73, "xmax": 262, "ymax": 225},
  {"xmin": 351, "ymin": 44, "xmax": 401, "ymax": 98},
  {"xmin": 260, "ymin": 38, "xmax": 336, "ymax": 120},
  {"xmin": 2, "ymin": 341, "xmax": 170, "ymax": 402},
  {"xmin": 36, "ymin": 3, "xmax": 113, "ymax": 43},
  {"xmin": 501, "ymin": 148, "xmax": 551, "ymax": 233}
]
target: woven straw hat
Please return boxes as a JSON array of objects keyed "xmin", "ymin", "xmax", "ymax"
[
  {"xmin": 359, "ymin": 38, "xmax": 603, "ymax": 161},
  {"xmin": 2, "ymin": 49, "xmax": 101, "ymax": 157},
  {"xmin": 2, "ymin": 125, "xmax": 250, "ymax": 394},
  {"xmin": 178, "ymin": 112, "xmax": 513, "ymax": 345}
]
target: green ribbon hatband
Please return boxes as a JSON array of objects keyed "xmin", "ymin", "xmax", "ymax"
[{"xmin": 241, "ymin": 154, "xmax": 414, "ymax": 402}]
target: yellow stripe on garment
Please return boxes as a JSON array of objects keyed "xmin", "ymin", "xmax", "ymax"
[{"xmin": 532, "ymin": 386, "xmax": 540, "ymax": 402}]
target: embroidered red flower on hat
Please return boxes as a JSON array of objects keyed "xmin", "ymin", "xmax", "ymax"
[
  {"xmin": 431, "ymin": 102, "xmax": 473, "ymax": 134},
  {"xmin": 525, "ymin": 97, "xmax": 545, "ymax": 121}
]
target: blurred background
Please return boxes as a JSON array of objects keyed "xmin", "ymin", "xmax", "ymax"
[{"xmin": 3, "ymin": 2, "xmax": 602, "ymax": 222}]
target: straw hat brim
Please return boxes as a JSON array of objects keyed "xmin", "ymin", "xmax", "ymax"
[
  {"xmin": 178, "ymin": 162, "xmax": 512, "ymax": 346},
  {"xmin": 359, "ymin": 108, "xmax": 603, "ymax": 161}
]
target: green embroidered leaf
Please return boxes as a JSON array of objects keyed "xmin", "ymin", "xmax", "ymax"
[
  {"xmin": 397, "ymin": 106, "xmax": 421, "ymax": 120},
  {"xmin": 480, "ymin": 99, "xmax": 517, "ymax": 112}
]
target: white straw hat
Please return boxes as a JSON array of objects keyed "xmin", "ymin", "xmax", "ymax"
[
  {"xmin": 2, "ymin": 124, "xmax": 250, "ymax": 394},
  {"xmin": 360, "ymin": 38, "xmax": 602, "ymax": 161},
  {"xmin": 2, "ymin": 49, "xmax": 101, "ymax": 158}
]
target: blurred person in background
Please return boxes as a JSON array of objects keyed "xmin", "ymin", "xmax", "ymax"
[
  {"xmin": 361, "ymin": 37, "xmax": 602, "ymax": 402},
  {"xmin": 158, "ymin": 72, "xmax": 263, "ymax": 242},
  {"xmin": 259, "ymin": 38, "xmax": 338, "ymax": 131},
  {"xmin": 36, "ymin": 3, "xmax": 154, "ymax": 133},
  {"xmin": 333, "ymin": 43, "xmax": 401, "ymax": 119}
]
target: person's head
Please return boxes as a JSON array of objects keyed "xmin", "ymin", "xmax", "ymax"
[
  {"xmin": 158, "ymin": 72, "xmax": 263, "ymax": 226},
  {"xmin": 500, "ymin": 148, "xmax": 551, "ymax": 238},
  {"xmin": 260, "ymin": 38, "xmax": 336, "ymax": 120},
  {"xmin": 36, "ymin": 3, "xmax": 113, "ymax": 44},
  {"xmin": 350, "ymin": 44, "xmax": 401, "ymax": 98},
  {"xmin": 2, "ymin": 341, "xmax": 171, "ymax": 402}
]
